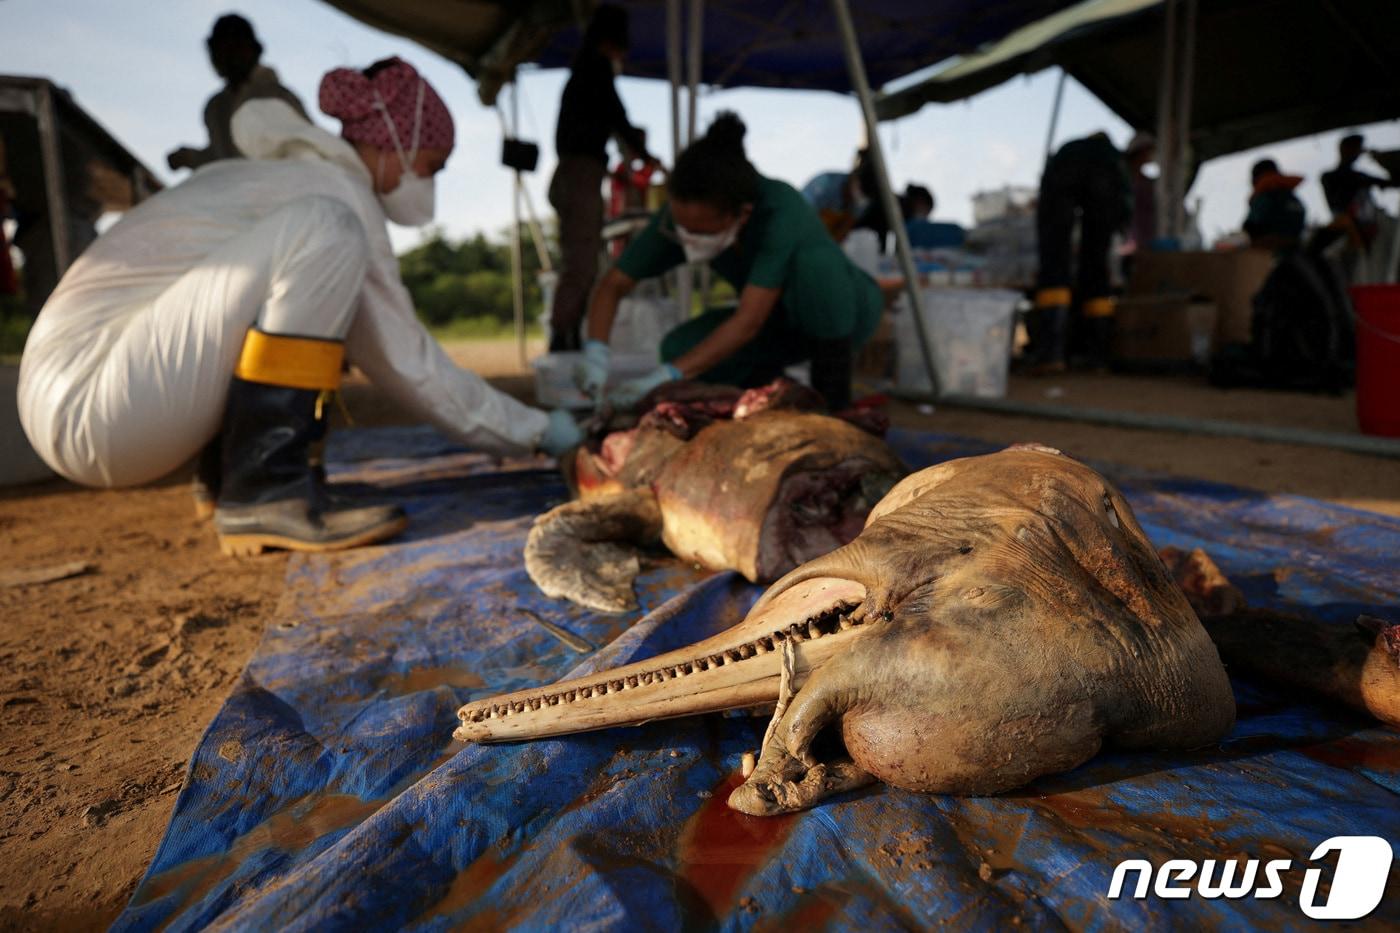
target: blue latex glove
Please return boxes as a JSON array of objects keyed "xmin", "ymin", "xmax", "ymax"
[
  {"xmin": 538, "ymin": 408, "xmax": 583, "ymax": 457},
  {"xmin": 573, "ymin": 339, "xmax": 611, "ymax": 403},
  {"xmin": 605, "ymin": 363, "xmax": 682, "ymax": 411}
]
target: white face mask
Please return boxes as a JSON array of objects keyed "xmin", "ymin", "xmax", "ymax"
[
  {"xmin": 373, "ymin": 82, "xmax": 436, "ymax": 227},
  {"xmin": 677, "ymin": 220, "xmax": 739, "ymax": 263}
]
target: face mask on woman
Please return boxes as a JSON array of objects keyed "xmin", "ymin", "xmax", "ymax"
[
  {"xmin": 374, "ymin": 82, "xmax": 436, "ymax": 226},
  {"xmin": 676, "ymin": 220, "xmax": 740, "ymax": 263}
]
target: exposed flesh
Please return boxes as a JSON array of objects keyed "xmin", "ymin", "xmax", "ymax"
[
  {"xmin": 466, "ymin": 446, "xmax": 1236, "ymax": 815},
  {"xmin": 1163, "ymin": 546, "xmax": 1400, "ymax": 729},
  {"xmin": 529, "ymin": 410, "xmax": 905, "ymax": 613}
]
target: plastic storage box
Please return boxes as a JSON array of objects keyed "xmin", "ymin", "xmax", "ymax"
[
  {"xmin": 532, "ymin": 351, "xmax": 659, "ymax": 409},
  {"xmin": 894, "ymin": 287, "xmax": 1020, "ymax": 398}
]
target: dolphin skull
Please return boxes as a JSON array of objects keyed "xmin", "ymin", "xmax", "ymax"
[{"xmin": 458, "ymin": 445, "xmax": 1235, "ymax": 815}]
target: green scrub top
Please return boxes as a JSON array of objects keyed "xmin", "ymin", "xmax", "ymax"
[{"xmin": 615, "ymin": 176, "xmax": 882, "ymax": 347}]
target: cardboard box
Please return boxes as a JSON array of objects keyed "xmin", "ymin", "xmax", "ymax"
[
  {"xmin": 1112, "ymin": 294, "xmax": 1218, "ymax": 367},
  {"xmin": 1127, "ymin": 249, "xmax": 1274, "ymax": 344}
]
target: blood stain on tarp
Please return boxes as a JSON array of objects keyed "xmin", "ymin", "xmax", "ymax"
[
  {"xmin": 752, "ymin": 887, "xmax": 845, "ymax": 931},
  {"xmin": 1029, "ymin": 785, "xmax": 1234, "ymax": 852},
  {"xmin": 418, "ymin": 843, "xmax": 520, "ymax": 921},
  {"xmin": 374, "ymin": 665, "xmax": 485, "ymax": 695},
  {"xmin": 941, "ymin": 807, "xmax": 1029, "ymax": 875},
  {"xmin": 1301, "ymin": 735, "xmax": 1400, "ymax": 771},
  {"xmin": 138, "ymin": 792, "xmax": 383, "ymax": 923},
  {"xmin": 677, "ymin": 772, "xmax": 798, "ymax": 915}
]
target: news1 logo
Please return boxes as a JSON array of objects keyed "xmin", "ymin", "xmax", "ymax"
[{"xmin": 1107, "ymin": 836, "xmax": 1393, "ymax": 920}]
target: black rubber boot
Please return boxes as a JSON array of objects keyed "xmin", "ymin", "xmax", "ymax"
[
  {"xmin": 191, "ymin": 435, "xmax": 221, "ymax": 521},
  {"xmin": 1029, "ymin": 305, "xmax": 1069, "ymax": 376},
  {"xmin": 809, "ymin": 335, "xmax": 854, "ymax": 411},
  {"xmin": 1084, "ymin": 316, "xmax": 1114, "ymax": 372},
  {"xmin": 214, "ymin": 377, "xmax": 406, "ymax": 556}
]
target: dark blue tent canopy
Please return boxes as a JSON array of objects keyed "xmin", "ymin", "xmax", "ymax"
[
  {"xmin": 532, "ymin": 0, "xmax": 1081, "ymax": 93},
  {"xmin": 321, "ymin": 0, "xmax": 1083, "ymax": 100}
]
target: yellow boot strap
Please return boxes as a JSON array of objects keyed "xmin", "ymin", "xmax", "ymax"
[
  {"xmin": 1083, "ymin": 297, "xmax": 1117, "ymax": 319},
  {"xmin": 234, "ymin": 328, "xmax": 344, "ymax": 391},
  {"xmin": 1035, "ymin": 287, "xmax": 1072, "ymax": 308}
]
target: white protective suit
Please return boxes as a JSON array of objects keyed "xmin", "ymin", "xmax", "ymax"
[{"xmin": 18, "ymin": 100, "xmax": 549, "ymax": 488}]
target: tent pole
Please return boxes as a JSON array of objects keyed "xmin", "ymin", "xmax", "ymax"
[
  {"xmin": 1171, "ymin": 0, "xmax": 1198, "ymax": 240},
  {"xmin": 667, "ymin": 0, "xmax": 683, "ymax": 162},
  {"xmin": 829, "ymin": 0, "xmax": 942, "ymax": 397},
  {"xmin": 519, "ymin": 180, "xmax": 553, "ymax": 273},
  {"xmin": 509, "ymin": 81, "xmax": 527, "ymax": 367},
  {"xmin": 1043, "ymin": 69, "xmax": 1067, "ymax": 166},
  {"xmin": 1153, "ymin": 0, "xmax": 1178, "ymax": 241},
  {"xmin": 667, "ymin": 0, "xmax": 692, "ymax": 332},
  {"xmin": 35, "ymin": 83, "xmax": 71, "ymax": 277},
  {"xmin": 686, "ymin": 0, "xmax": 703, "ymax": 144},
  {"xmin": 687, "ymin": 0, "xmax": 708, "ymax": 309}
]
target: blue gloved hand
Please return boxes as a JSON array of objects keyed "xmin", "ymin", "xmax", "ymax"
[
  {"xmin": 538, "ymin": 408, "xmax": 584, "ymax": 457},
  {"xmin": 574, "ymin": 339, "xmax": 611, "ymax": 404},
  {"xmin": 605, "ymin": 363, "xmax": 682, "ymax": 411}
]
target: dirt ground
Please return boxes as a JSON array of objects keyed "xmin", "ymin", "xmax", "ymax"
[{"xmin": 2, "ymin": 337, "xmax": 1398, "ymax": 930}]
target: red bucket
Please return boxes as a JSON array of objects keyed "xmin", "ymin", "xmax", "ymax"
[{"xmin": 1350, "ymin": 284, "xmax": 1400, "ymax": 437}]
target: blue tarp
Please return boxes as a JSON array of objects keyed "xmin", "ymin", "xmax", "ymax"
[{"xmin": 115, "ymin": 426, "xmax": 1400, "ymax": 930}]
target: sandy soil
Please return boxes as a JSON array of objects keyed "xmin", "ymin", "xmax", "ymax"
[{"xmin": 2, "ymin": 337, "xmax": 1397, "ymax": 930}]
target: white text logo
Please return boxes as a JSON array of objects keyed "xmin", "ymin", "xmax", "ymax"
[{"xmin": 1107, "ymin": 836, "xmax": 1392, "ymax": 920}]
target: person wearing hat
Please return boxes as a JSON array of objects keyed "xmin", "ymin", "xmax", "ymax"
[
  {"xmin": 548, "ymin": 4, "xmax": 656, "ymax": 352},
  {"xmin": 1244, "ymin": 159, "xmax": 1306, "ymax": 253},
  {"xmin": 19, "ymin": 57, "xmax": 581, "ymax": 556},
  {"xmin": 167, "ymin": 13, "xmax": 308, "ymax": 170},
  {"xmin": 1030, "ymin": 130, "xmax": 1154, "ymax": 373}
]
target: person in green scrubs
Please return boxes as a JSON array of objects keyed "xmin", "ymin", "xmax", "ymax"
[{"xmin": 576, "ymin": 112, "xmax": 883, "ymax": 410}]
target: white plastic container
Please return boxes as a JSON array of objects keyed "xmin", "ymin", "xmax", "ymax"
[
  {"xmin": 894, "ymin": 287, "xmax": 1019, "ymax": 398},
  {"xmin": 532, "ymin": 351, "xmax": 659, "ymax": 409},
  {"xmin": 609, "ymin": 288, "xmax": 685, "ymax": 357}
]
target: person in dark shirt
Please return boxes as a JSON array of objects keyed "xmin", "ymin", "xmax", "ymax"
[
  {"xmin": 902, "ymin": 184, "xmax": 966, "ymax": 249},
  {"xmin": 1321, "ymin": 133, "xmax": 1396, "ymax": 250},
  {"xmin": 167, "ymin": 14, "xmax": 308, "ymax": 171},
  {"xmin": 547, "ymin": 5, "xmax": 654, "ymax": 352},
  {"xmin": 1030, "ymin": 131, "xmax": 1152, "ymax": 373},
  {"xmin": 1243, "ymin": 159, "xmax": 1305, "ymax": 253}
]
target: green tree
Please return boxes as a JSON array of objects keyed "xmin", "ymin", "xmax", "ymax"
[{"xmin": 397, "ymin": 224, "xmax": 550, "ymax": 333}]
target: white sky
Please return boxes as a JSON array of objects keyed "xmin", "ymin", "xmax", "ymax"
[{"xmin": 5, "ymin": 0, "xmax": 1398, "ymax": 254}]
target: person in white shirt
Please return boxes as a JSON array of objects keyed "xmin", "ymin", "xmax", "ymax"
[{"xmin": 19, "ymin": 57, "xmax": 580, "ymax": 556}]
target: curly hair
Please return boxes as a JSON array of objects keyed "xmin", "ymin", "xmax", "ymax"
[{"xmin": 669, "ymin": 112, "xmax": 760, "ymax": 215}]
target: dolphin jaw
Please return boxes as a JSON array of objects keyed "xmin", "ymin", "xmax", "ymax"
[{"xmin": 453, "ymin": 577, "xmax": 868, "ymax": 742}]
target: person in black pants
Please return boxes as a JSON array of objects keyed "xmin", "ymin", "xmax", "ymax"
[
  {"xmin": 548, "ymin": 5, "xmax": 655, "ymax": 353},
  {"xmin": 1031, "ymin": 131, "xmax": 1153, "ymax": 372}
]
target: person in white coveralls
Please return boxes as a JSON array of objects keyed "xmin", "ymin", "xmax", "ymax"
[{"xmin": 18, "ymin": 58, "xmax": 582, "ymax": 556}]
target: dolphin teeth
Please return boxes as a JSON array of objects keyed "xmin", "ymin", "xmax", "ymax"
[
  {"xmin": 807, "ymin": 621, "xmax": 822, "ymax": 639},
  {"xmin": 840, "ymin": 616, "xmax": 854, "ymax": 630}
]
